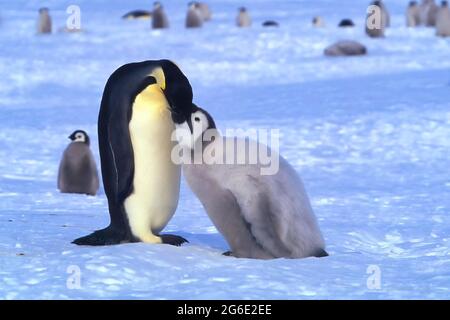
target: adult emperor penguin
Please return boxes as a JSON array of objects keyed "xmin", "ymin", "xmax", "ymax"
[
  {"xmin": 366, "ymin": 1, "xmax": 387, "ymax": 38},
  {"xmin": 170, "ymin": 105, "xmax": 328, "ymax": 259},
  {"xmin": 122, "ymin": 10, "xmax": 152, "ymax": 20},
  {"xmin": 152, "ymin": 2, "xmax": 169, "ymax": 29},
  {"xmin": 237, "ymin": 7, "xmax": 252, "ymax": 27},
  {"xmin": 186, "ymin": 2, "xmax": 203, "ymax": 28},
  {"xmin": 37, "ymin": 7, "xmax": 52, "ymax": 34},
  {"xmin": 58, "ymin": 130, "xmax": 99, "ymax": 196},
  {"xmin": 73, "ymin": 60, "xmax": 193, "ymax": 246},
  {"xmin": 407, "ymin": 1, "xmax": 421, "ymax": 27},
  {"xmin": 436, "ymin": 1, "xmax": 450, "ymax": 36}
]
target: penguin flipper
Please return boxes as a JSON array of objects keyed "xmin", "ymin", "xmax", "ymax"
[
  {"xmin": 107, "ymin": 117, "xmax": 135, "ymax": 203},
  {"xmin": 72, "ymin": 226, "xmax": 129, "ymax": 246},
  {"xmin": 160, "ymin": 234, "xmax": 189, "ymax": 246}
]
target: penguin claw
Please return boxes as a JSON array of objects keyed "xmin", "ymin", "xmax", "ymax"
[
  {"xmin": 222, "ymin": 251, "xmax": 234, "ymax": 257},
  {"xmin": 72, "ymin": 228, "xmax": 127, "ymax": 246},
  {"xmin": 160, "ymin": 234, "xmax": 188, "ymax": 246}
]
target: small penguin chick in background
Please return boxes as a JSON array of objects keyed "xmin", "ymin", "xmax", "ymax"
[
  {"xmin": 436, "ymin": 0, "xmax": 450, "ymax": 36},
  {"xmin": 58, "ymin": 130, "xmax": 99, "ymax": 196},
  {"xmin": 152, "ymin": 1, "xmax": 170, "ymax": 29},
  {"xmin": 237, "ymin": 7, "xmax": 252, "ymax": 27},
  {"xmin": 186, "ymin": 2, "xmax": 203, "ymax": 28},
  {"xmin": 37, "ymin": 7, "xmax": 52, "ymax": 34}
]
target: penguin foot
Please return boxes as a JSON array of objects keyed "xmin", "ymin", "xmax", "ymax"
[
  {"xmin": 222, "ymin": 251, "xmax": 234, "ymax": 257},
  {"xmin": 314, "ymin": 248, "xmax": 329, "ymax": 258},
  {"xmin": 160, "ymin": 234, "xmax": 188, "ymax": 246},
  {"xmin": 72, "ymin": 227, "xmax": 128, "ymax": 246}
]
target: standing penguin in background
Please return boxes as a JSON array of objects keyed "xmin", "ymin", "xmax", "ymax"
[
  {"xmin": 186, "ymin": 2, "xmax": 203, "ymax": 28},
  {"xmin": 366, "ymin": 1, "xmax": 387, "ymax": 38},
  {"xmin": 152, "ymin": 2, "xmax": 169, "ymax": 29},
  {"xmin": 420, "ymin": 0, "xmax": 439, "ymax": 26},
  {"xmin": 379, "ymin": 0, "xmax": 390, "ymax": 27},
  {"xmin": 436, "ymin": 1, "xmax": 450, "ymax": 36},
  {"xmin": 58, "ymin": 130, "xmax": 99, "ymax": 196},
  {"xmin": 312, "ymin": 16, "xmax": 325, "ymax": 27},
  {"xmin": 197, "ymin": 2, "xmax": 212, "ymax": 21},
  {"xmin": 236, "ymin": 7, "xmax": 252, "ymax": 27},
  {"xmin": 37, "ymin": 7, "xmax": 52, "ymax": 34},
  {"xmin": 73, "ymin": 60, "xmax": 193, "ymax": 246},
  {"xmin": 407, "ymin": 1, "xmax": 421, "ymax": 27},
  {"xmin": 169, "ymin": 105, "xmax": 328, "ymax": 259}
]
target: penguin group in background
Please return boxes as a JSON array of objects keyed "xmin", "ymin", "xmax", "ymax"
[
  {"xmin": 37, "ymin": 7, "xmax": 52, "ymax": 34},
  {"xmin": 236, "ymin": 7, "xmax": 252, "ymax": 27},
  {"xmin": 420, "ymin": 0, "xmax": 439, "ymax": 26},
  {"xmin": 407, "ymin": 1, "xmax": 421, "ymax": 27},
  {"xmin": 152, "ymin": 2, "xmax": 169, "ymax": 29},
  {"xmin": 186, "ymin": 2, "xmax": 203, "ymax": 28},
  {"xmin": 366, "ymin": 1, "xmax": 389, "ymax": 38},
  {"xmin": 312, "ymin": 16, "xmax": 325, "ymax": 27},
  {"xmin": 436, "ymin": 1, "xmax": 450, "ymax": 36},
  {"xmin": 58, "ymin": 130, "xmax": 99, "ymax": 196},
  {"xmin": 73, "ymin": 60, "xmax": 193, "ymax": 246},
  {"xmin": 324, "ymin": 40, "xmax": 367, "ymax": 57},
  {"xmin": 197, "ymin": 2, "xmax": 212, "ymax": 21},
  {"xmin": 338, "ymin": 19, "xmax": 355, "ymax": 27},
  {"xmin": 122, "ymin": 10, "xmax": 152, "ymax": 20},
  {"xmin": 169, "ymin": 104, "xmax": 328, "ymax": 259}
]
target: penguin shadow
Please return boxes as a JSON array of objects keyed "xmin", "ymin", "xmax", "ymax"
[{"xmin": 174, "ymin": 231, "xmax": 229, "ymax": 252}]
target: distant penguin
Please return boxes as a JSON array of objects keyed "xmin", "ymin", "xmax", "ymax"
[
  {"xmin": 378, "ymin": 0, "xmax": 391, "ymax": 27},
  {"xmin": 262, "ymin": 20, "xmax": 279, "ymax": 27},
  {"xmin": 420, "ymin": 0, "xmax": 439, "ymax": 26},
  {"xmin": 407, "ymin": 1, "xmax": 421, "ymax": 27},
  {"xmin": 122, "ymin": 10, "xmax": 152, "ymax": 20},
  {"xmin": 324, "ymin": 40, "xmax": 367, "ymax": 56},
  {"xmin": 152, "ymin": 2, "xmax": 169, "ymax": 29},
  {"xmin": 197, "ymin": 2, "xmax": 212, "ymax": 21},
  {"xmin": 338, "ymin": 19, "xmax": 355, "ymax": 27},
  {"xmin": 169, "ymin": 105, "xmax": 328, "ymax": 259},
  {"xmin": 58, "ymin": 130, "xmax": 99, "ymax": 196},
  {"xmin": 37, "ymin": 8, "xmax": 52, "ymax": 34},
  {"xmin": 366, "ymin": 1, "xmax": 387, "ymax": 38},
  {"xmin": 436, "ymin": 1, "xmax": 450, "ymax": 36},
  {"xmin": 186, "ymin": 2, "xmax": 203, "ymax": 28},
  {"xmin": 312, "ymin": 16, "xmax": 325, "ymax": 27},
  {"xmin": 236, "ymin": 7, "xmax": 252, "ymax": 27}
]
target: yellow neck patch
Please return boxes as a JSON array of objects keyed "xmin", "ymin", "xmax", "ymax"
[{"xmin": 150, "ymin": 67, "xmax": 166, "ymax": 90}]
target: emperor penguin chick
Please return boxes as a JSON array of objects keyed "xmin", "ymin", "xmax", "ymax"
[
  {"xmin": 366, "ymin": 1, "xmax": 387, "ymax": 38},
  {"xmin": 37, "ymin": 7, "xmax": 52, "ymax": 34},
  {"xmin": 171, "ymin": 105, "xmax": 328, "ymax": 259},
  {"xmin": 436, "ymin": 1, "xmax": 450, "ymax": 36},
  {"xmin": 312, "ymin": 16, "xmax": 325, "ymax": 28},
  {"xmin": 58, "ymin": 130, "xmax": 99, "ymax": 196},
  {"xmin": 152, "ymin": 2, "xmax": 169, "ymax": 29},
  {"xmin": 186, "ymin": 2, "xmax": 203, "ymax": 28},
  {"xmin": 237, "ymin": 7, "xmax": 252, "ymax": 27},
  {"xmin": 407, "ymin": 1, "xmax": 421, "ymax": 27},
  {"xmin": 420, "ymin": 0, "xmax": 439, "ymax": 26},
  {"xmin": 197, "ymin": 2, "xmax": 212, "ymax": 21}
]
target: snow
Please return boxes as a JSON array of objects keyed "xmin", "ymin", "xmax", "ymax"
[{"xmin": 0, "ymin": 0, "xmax": 449, "ymax": 299}]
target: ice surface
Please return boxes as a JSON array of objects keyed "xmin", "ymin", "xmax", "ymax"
[{"xmin": 0, "ymin": 0, "xmax": 449, "ymax": 299}]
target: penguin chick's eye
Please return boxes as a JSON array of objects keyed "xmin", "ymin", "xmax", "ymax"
[{"xmin": 194, "ymin": 117, "xmax": 200, "ymax": 122}]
